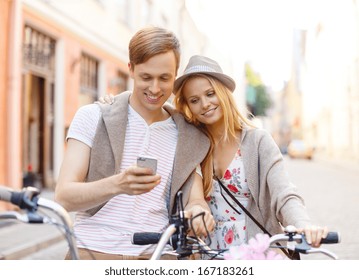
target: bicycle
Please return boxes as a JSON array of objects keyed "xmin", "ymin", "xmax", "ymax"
[
  {"xmin": 132, "ymin": 192, "xmax": 341, "ymax": 260},
  {"xmin": 1, "ymin": 186, "xmax": 340, "ymax": 261},
  {"xmin": 0, "ymin": 185, "xmax": 79, "ymax": 260}
]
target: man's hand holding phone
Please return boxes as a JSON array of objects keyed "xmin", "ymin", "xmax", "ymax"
[{"xmin": 110, "ymin": 156, "xmax": 160, "ymax": 196}]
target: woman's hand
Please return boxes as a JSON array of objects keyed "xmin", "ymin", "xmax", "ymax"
[
  {"xmin": 185, "ymin": 173, "xmax": 215, "ymax": 237},
  {"xmin": 95, "ymin": 94, "xmax": 115, "ymax": 105},
  {"xmin": 185, "ymin": 204, "xmax": 215, "ymax": 237},
  {"xmin": 297, "ymin": 225, "xmax": 329, "ymax": 247}
]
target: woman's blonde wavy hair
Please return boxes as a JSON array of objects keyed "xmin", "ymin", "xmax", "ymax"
[{"xmin": 173, "ymin": 74, "xmax": 254, "ymax": 197}]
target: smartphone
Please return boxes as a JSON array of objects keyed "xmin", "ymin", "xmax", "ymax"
[{"xmin": 137, "ymin": 156, "xmax": 157, "ymax": 175}]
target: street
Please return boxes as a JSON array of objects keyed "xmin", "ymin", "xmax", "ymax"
[
  {"xmin": 22, "ymin": 156, "xmax": 359, "ymax": 260},
  {"xmin": 284, "ymin": 156, "xmax": 359, "ymax": 260}
]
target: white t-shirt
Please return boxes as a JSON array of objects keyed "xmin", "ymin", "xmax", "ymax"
[{"xmin": 67, "ymin": 104, "xmax": 178, "ymax": 255}]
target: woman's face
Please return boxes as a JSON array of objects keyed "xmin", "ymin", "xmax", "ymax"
[{"xmin": 182, "ymin": 76, "xmax": 223, "ymax": 126}]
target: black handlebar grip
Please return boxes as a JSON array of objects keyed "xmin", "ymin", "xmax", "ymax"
[
  {"xmin": 132, "ymin": 232, "xmax": 162, "ymax": 245},
  {"xmin": 321, "ymin": 232, "xmax": 340, "ymax": 244},
  {"xmin": 0, "ymin": 186, "xmax": 39, "ymax": 211}
]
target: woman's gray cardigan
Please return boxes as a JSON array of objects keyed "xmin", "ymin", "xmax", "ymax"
[{"xmin": 240, "ymin": 128, "xmax": 311, "ymax": 239}]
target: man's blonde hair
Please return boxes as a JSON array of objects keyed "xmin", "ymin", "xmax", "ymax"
[{"xmin": 129, "ymin": 26, "xmax": 181, "ymax": 74}]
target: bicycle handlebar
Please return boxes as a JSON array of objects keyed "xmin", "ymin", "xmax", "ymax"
[
  {"xmin": 132, "ymin": 225, "xmax": 341, "ymax": 260},
  {"xmin": 0, "ymin": 186, "xmax": 79, "ymax": 260},
  {"xmin": 321, "ymin": 232, "xmax": 341, "ymax": 244},
  {"xmin": 134, "ymin": 230, "xmax": 340, "ymax": 247},
  {"xmin": 269, "ymin": 228, "xmax": 340, "ymax": 245},
  {"xmin": 0, "ymin": 185, "xmax": 40, "ymax": 211},
  {"xmin": 132, "ymin": 232, "xmax": 168, "ymax": 245},
  {"xmin": 268, "ymin": 225, "xmax": 340, "ymax": 260}
]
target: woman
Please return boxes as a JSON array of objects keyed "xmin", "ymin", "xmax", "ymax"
[{"xmin": 173, "ymin": 55, "xmax": 328, "ymax": 255}]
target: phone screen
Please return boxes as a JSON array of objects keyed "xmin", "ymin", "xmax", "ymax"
[{"xmin": 137, "ymin": 156, "xmax": 157, "ymax": 175}]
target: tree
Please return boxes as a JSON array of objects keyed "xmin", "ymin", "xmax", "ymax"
[{"xmin": 244, "ymin": 63, "xmax": 272, "ymax": 117}]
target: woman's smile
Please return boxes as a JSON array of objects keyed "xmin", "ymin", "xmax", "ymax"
[{"xmin": 202, "ymin": 106, "xmax": 219, "ymax": 117}]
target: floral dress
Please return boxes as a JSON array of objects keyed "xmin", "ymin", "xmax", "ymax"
[{"xmin": 205, "ymin": 148, "xmax": 251, "ymax": 251}]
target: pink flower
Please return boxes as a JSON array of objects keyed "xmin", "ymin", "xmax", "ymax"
[
  {"xmin": 248, "ymin": 233, "xmax": 270, "ymax": 253},
  {"xmin": 227, "ymin": 184, "xmax": 238, "ymax": 193},
  {"xmin": 224, "ymin": 229, "xmax": 234, "ymax": 244},
  {"xmin": 224, "ymin": 233, "xmax": 283, "ymax": 260},
  {"xmin": 223, "ymin": 170, "xmax": 231, "ymax": 180},
  {"xmin": 266, "ymin": 250, "xmax": 284, "ymax": 260},
  {"xmin": 224, "ymin": 245, "xmax": 243, "ymax": 260}
]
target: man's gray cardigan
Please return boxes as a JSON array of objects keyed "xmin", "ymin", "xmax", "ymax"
[{"xmin": 85, "ymin": 91, "xmax": 210, "ymax": 216}]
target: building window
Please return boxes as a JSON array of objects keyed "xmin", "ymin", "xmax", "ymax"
[
  {"xmin": 23, "ymin": 25, "xmax": 55, "ymax": 73},
  {"xmin": 110, "ymin": 71, "xmax": 127, "ymax": 94},
  {"xmin": 80, "ymin": 53, "xmax": 98, "ymax": 103}
]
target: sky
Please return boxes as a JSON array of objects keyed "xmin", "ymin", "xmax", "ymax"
[{"xmin": 185, "ymin": 0, "xmax": 326, "ymax": 90}]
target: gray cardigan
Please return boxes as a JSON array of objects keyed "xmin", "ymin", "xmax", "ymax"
[
  {"xmin": 241, "ymin": 128, "xmax": 311, "ymax": 239},
  {"xmin": 85, "ymin": 91, "xmax": 210, "ymax": 216}
]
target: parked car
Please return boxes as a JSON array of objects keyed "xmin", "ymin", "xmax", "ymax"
[{"xmin": 287, "ymin": 139, "xmax": 314, "ymax": 160}]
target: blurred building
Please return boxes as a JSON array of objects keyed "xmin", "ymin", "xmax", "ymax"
[
  {"xmin": 0, "ymin": 0, "xmax": 207, "ymax": 208},
  {"xmin": 278, "ymin": 0, "xmax": 359, "ymax": 163},
  {"xmin": 270, "ymin": 29, "xmax": 306, "ymax": 151},
  {"xmin": 301, "ymin": 0, "xmax": 359, "ymax": 161}
]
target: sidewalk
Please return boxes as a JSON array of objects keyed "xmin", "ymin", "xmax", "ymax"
[{"xmin": 0, "ymin": 189, "xmax": 70, "ymax": 260}]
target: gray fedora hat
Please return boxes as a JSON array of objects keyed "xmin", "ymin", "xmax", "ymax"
[{"xmin": 174, "ymin": 55, "xmax": 236, "ymax": 93}]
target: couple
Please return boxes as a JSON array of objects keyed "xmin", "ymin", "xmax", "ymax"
[{"xmin": 55, "ymin": 26, "xmax": 328, "ymax": 260}]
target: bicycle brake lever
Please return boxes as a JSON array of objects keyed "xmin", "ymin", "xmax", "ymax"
[
  {"xmin": 289, "ymin": 235, "xmax": 339, "ymax": 260},
  {"xmin": 293, "ymin": 234, "xmax": 312, "ymax": 253},
  {"xmin": 306, "ymin": 248, "xmax": 338, "ymax": 260}
]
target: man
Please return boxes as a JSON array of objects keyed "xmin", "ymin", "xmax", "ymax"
[{"xmin": 55, "ymin": 27, "xmax": 214, "ymax": 260}]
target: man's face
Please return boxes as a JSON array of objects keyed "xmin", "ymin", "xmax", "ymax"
[{"xmin": 129, "ymin": 51, "xmax": 177, "ymax": 119}]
